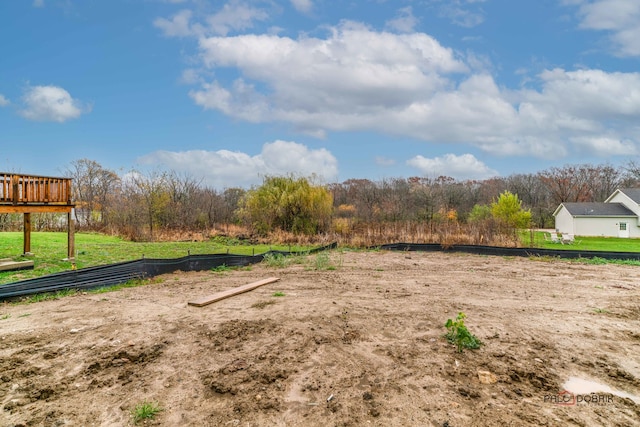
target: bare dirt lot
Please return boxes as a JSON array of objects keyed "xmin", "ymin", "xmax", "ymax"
[{"xmin": 1, "ymin": 250, "xmax": 640, "ymax": 427}]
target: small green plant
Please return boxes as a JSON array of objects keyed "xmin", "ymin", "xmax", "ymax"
[
  {"xmin": 131, "ymin": 401, "xmax": 162, "ymax": 424},
  {"xmin": 314, "ymin": 252, "xmax": 332, "ymax": 270},
  {"xmin": 263, "ymin": 253, "xmax": 289, "ymax": 268},
  {"xmin": 288, "ymin": 252, "xmax": 309, "ymax": 265},
  {"xmin": 313, "ymin": 251, "xmax": 342, "ymax": 270},
  {"xmin": 444, "ymin": 312, "xmax": 482, "ymax": 353},
  {"xmin": 272, "ymin": 291, "xmax": 285, "ymax": 297},
  {"xmin": 0, "ymin": 314, "xmax": 10, "ymax": 320},
  {"xmin": 211, "ymin": 264, "xmax": 232, "ymax": 273},
  {"xmin": 592, "ymin": 307, "xmax": 609, "ymax": 314}
]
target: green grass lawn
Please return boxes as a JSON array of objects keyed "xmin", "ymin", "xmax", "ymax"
[
  {"xmin": 522, "ymin": 230, "xmax": 640, "ymax": 252},
  {"xmin": 0, "ymin": 232, "xmax": 311, "ymax": 284}
]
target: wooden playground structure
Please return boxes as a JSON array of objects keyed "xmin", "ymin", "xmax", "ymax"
[{"xmin": 0, "ymin": 173, "xmax": 75, "ymax": 259}]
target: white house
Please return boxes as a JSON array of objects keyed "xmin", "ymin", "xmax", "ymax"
[{"xmin": 553, "ymin": 188, "xmax": 640, "ymax": 238}]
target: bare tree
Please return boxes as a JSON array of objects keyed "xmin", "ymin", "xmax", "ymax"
[
  {"xmin": 621, "ymin": 161, "xmax": 640, "ymax": 188},
  {"xmin": 538, "ymin": 165, "xmax": 592, "ymax": 204},
  {"xmin": 63, "ymin": 159, "xmax": 120, "ymax": 229},
  {"xmin": 583, "ymin": 164, "xmax": 622, "ymax": 202}
]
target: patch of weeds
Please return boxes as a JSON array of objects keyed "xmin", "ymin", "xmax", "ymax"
[
  {"xmin": 444, "ymin": 312, "xmax": 482, "ymax": 353},
  {"xmin": 18, "ymin": 313, "xmax": 31, "ymax": 318},
  {"xmin": 0, "ymin": 314, "xmax": 10, "ymax": 320},
  {"xmin": 89, "ymin": 277, "xmax": 161, "ymax": 295},
  {"xmin": 578, "ymin": 256, "xmax": 609, "ymax": 265},
  {"xmin": 314, "ymin": 252, "xmax": 332, "ymax": 270},
  {"xmin": 251, "ymin": 300, "xmax": 276, "ymax": 309},
  {"xmin": 313, "ymin": 251, "xmax": 342, "ymax": 271},
  {"xmin": 131, "ymin": 401, "xmax": 162, "ymax": 424},
  {"xmin": 272, "ymin": 291, "xmax": 286, "ymax": 297},
  {"xmin": 592, "ymin": 307, "xmax": 609, "ymax": 314},
  {"xmin": 288, "ymin": 252, "xmax": 309, "ymax": 265},
  {"xmin": 263, "ymin": 253, "xmax": 289, "ymax": 268},
  {"xmin": 529, "ymin": 255, "xmax": 560, "ymax": 263},
  {"xmin": 20, "ymin": 288, "xmax": 78, "ymax": 304},
  {"xmin": 572, "ymin": 257, "xmax": 640, "ymax": 266},
  {"xmin": 211, "ymin": 264, "xmax": 232, "ymax": 274}
]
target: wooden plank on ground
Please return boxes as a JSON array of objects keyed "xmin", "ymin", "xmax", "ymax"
[
  {"xmin": 0, "ymin": 259, "xmax": 34, "ymax": 272},
  {"xmin": 188, "ymin": 277, "xmax": 280, "ymax": 307}
]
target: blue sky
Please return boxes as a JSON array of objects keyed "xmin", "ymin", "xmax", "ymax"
[{"xmin": 1, "ymin": 0, "xmax": 639, "ymax": 188}]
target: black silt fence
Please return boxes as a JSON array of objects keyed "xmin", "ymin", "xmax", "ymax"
[
  {"xmin": 376, "ymin": 242, "xmax": 640, "ymax": 261},
  {"xmin": 3, "ymin": 242, "xmax": 637, "ymax": 301},
  {"xmin": 0, "ymin": 243, "xmax": 337, "ymax": 301}
]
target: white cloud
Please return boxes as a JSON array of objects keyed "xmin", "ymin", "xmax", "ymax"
[
  {"xmin": 19, "ymin": 85, "xmax": 89, "ymax": 122},
  {"xmin": 572, "ymin": 0, "xmax": 640, "ymax": 56},
  {"xmin": 138, "ymin": 140, "xmax": 338, "ymax": 188},
  {"xmin": 154, "ymin": 9, "xmax": 195, "ymax": 37},
  {"xmin": 180, "ymin": 68, "xmax": 203, "ymax": 84},
  {"xmin": 154, "ymin": 1, "xmax": 269, "ymax": 38},
  {"xmin": 385, "ymin": 7, "xmax": 418, "ymax": 33},
  {"xmin": 474, "ymin": 136, "xmax": 568, "ymax": 158},
  {"xmin": 436, "ymin": 0, "xmax": 486, "ymax": 28},
  {"xmin": 191, "ymin": 21, "xmax": 467, "ymax": 128},
  {"xmin": 290, "ymin": 0, "xmax": 313, "ymax": 14},
  {"xmin": 570, "ymin": 135, "xmax": 638, "ymax": 156},
  {"xmin": 0, "ymin": 94, "xmax": 9, "ymax": 107},
  {"xmin": 206, "ymin": 0, "xmax": 269, "ymax": 36},
  {"xmin": 407, "ymin": 153, "xmax": 498, "ymax": 180},
  {"xmin": 169, "ymin": 14, "xmax": 640, "ymax": 162},
  {"xmin": 534, "ymin": 68, "xmax": 640, "ymax": 119}
]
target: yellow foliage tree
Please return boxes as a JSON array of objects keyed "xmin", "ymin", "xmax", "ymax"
[{"xmin": 238, "ymin": 175, "xmax": 333, "ymax": 235}]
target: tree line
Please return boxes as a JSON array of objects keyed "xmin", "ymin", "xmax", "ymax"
[{"xmin": 1, "ymin": 159, "xmax": 639, "ymax": 243}]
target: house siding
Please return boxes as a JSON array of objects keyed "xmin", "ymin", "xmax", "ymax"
[
  {"xmin": 574, "ymin": 216, "xmax": 635, "ymax": 237},
  {"xmin": 556, "ymin": 214, "xmax": 635, "ymax": 237},
  {"xmin": 607, "ymin": 192, "xmax": 640, "ymax": 235},
  {"xmin": 554, "ymin": 207, "xmax": 575, "ymax": 234}
]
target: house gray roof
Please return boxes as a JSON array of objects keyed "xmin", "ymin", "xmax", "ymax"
[
  {"xmin": 562, "ymin": 202, "xmax": 636, "ymax": 217},
  {"xmin": 618, "ymin": 188, "xmax": 640, "ymax": 203}
]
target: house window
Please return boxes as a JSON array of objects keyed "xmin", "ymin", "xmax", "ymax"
[{"xmin": 620, "ymin": 223, "xmax": 627, "ymax": 231}]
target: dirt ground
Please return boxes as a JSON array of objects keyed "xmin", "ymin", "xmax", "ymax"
[{"xmin": 1, "ymin": 249, "xmax": 639, "ymax": 427}]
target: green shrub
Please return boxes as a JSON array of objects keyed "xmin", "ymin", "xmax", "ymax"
[
  {"xmin": 238, "ymin": 175, "xmax": 333, "ymax": 235},
  {"xmin": 444, "ymin": 312, "xmax": 482, "ymax": 352},
  {"xmin": 491, "ymin": 191, "xmax": 531, "ymax": 228},
  {"xmin": 263, "ymin": 253, "xmax": 289, "ymax": 268},
  {"xmin": 131, "ymin": 401, "xmax": 162, "ymax": 424}
]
